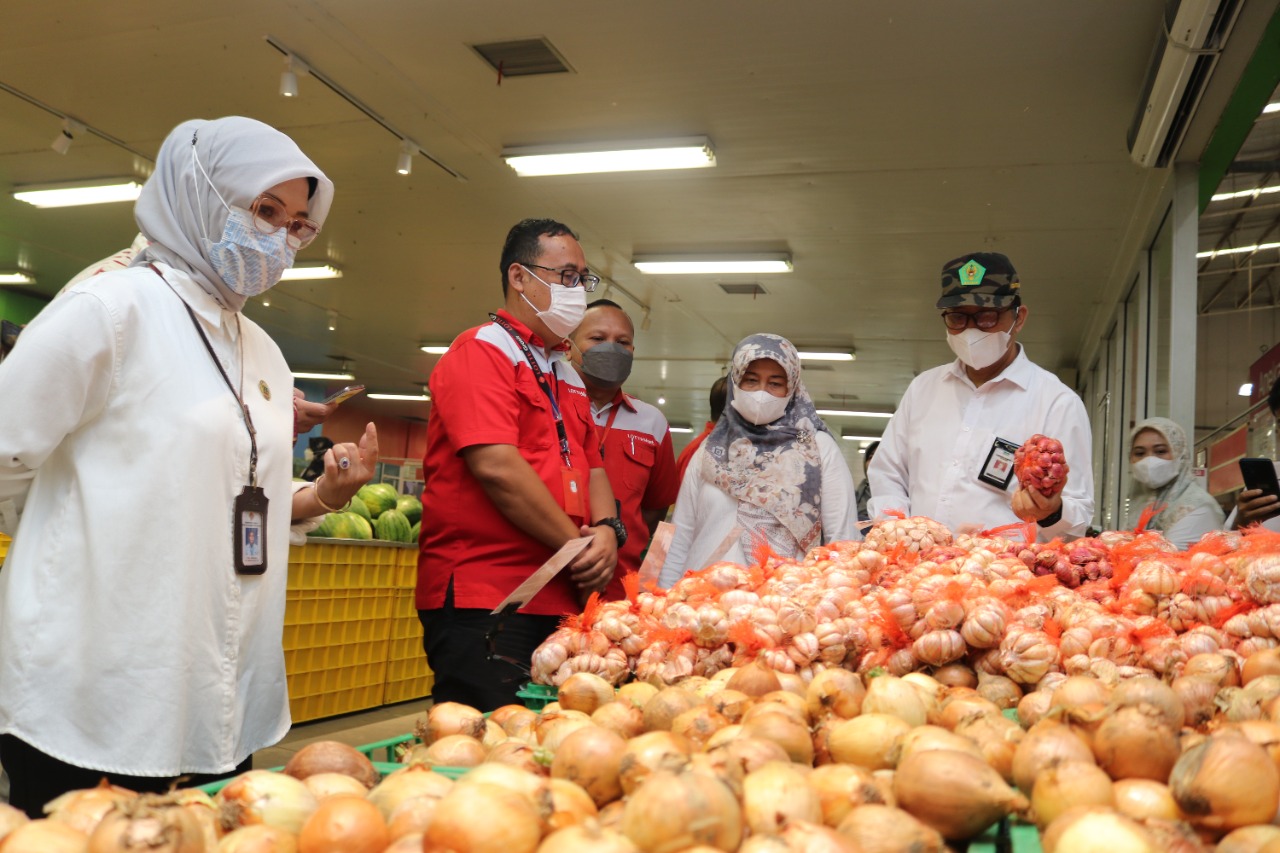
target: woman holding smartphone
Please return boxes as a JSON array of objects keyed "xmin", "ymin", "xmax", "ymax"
[{"xmin": 1126, "ymin": 417, "xmax": 1224, "ymax": 549}]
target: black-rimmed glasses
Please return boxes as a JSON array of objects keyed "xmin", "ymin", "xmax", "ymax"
[
  {"xmin": 523, "ymin": 263, "xmax": 601, "ymax": 292},
  {"xmin": 942, "ymin": 308, "xmax": 1013, "ymax": 331}
]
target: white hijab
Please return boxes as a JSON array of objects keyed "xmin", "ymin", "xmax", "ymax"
[{"xmin": 132, "ymin": 117, "xmax": 334, "ymax": 312}]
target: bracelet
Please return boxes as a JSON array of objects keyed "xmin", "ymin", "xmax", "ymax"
[{"xmin": 311, "ymin": 476, "xmax": 345, "ymax": 513}]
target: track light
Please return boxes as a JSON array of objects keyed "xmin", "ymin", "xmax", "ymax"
[
  {"xmin": 50, "ymin": 118, "xmax": 85, "ymax": 155},
  {"xmin": 396, "ymin": 139, "xmax": 415, "ymax": 176},
  {"xmin": 279, "ymin": 55, "xmax": 299, "ymax": 98},
  {"xmin": 327, "ymin": 309, "xmax": 337, "ymax": 332}
]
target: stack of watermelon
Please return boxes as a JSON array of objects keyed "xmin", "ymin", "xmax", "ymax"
[{"xmin": 308, "ymin": 482, "xmax": 422, "ymax": 544}]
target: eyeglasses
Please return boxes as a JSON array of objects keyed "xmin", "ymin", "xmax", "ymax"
[
  {"xmin": 523, "ymin": 263, "xmax": 601, "ymax": 292},
  {"xmin": 250, "ymin": 193, "xmax": 321, "ymax": 250},
  {"xmin": 942, "ymin": 308, "xmax": 1014, "ymax": 331}
]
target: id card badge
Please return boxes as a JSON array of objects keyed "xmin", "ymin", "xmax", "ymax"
[
  {"xmin": 561, "ymin": 467, "xmax": 586, "ymax": 519},
  {"xmin": 978, "ymin": 437, "xmax": 1020, "ymax": 491},
  {"xmin": 233, "ymin": 486, "xmax": 269, "ymax": 575}
]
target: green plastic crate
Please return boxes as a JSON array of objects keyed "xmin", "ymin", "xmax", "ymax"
[{"xmin": 517, "ymin": 682, "xmax": 558, "ymax": 711}]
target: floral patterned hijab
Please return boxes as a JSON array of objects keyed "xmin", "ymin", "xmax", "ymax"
[
  {"xmin": 1124, "ymin": 416, "xmax": 1223, "ymax": 532},
  {"xmin": 701, "ymin": 333, "xmax": 833, "ymax": 557}
]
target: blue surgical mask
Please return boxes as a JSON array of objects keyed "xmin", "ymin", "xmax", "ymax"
[{"xmin": 204, "ymin": 207, "xmax": 296, "ymax": 297}]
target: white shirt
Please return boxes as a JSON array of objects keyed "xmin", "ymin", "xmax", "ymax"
[
  {"xmin": 659, "ymin": 431, "xmax": 859, "ymax": 588},
  {"xmin": 0, "ymin": 263, "xmax": 295, "ymax": 776},
  {"xmin": 868, "ymin": 347, "xmax": 1094, "ymax": 541},
  {"xmin": 1162, "ymin": 504, "xmax": 1226, "ymax": 550}
]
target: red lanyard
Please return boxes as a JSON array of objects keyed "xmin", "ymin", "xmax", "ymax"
[{"xmin": 596, "ymin": 403, "xmax": 621, "ymax": 458}]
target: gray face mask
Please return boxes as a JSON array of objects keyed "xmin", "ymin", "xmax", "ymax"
[{"xmin": 580, "ymin": 341, "xmax": 634, "ymax": 386}]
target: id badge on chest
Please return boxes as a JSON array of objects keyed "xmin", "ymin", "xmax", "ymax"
[
  {"xmin": 234, "ymin": 485, "xmax": 269, "ymax": 575},
  {"xmin": 978, "ymin": 437, "xmax": 1020, "ymax": 491},
  {"xmin": 561, "ymin": 467, "xmax": 587, "ymax": 519}
]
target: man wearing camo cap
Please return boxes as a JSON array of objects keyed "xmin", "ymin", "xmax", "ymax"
[{"xmin": 868, "ymin": 252, "xmax": 1094, "ymax": 540}]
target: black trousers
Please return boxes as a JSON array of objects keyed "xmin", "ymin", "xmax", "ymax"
[
  {"xmin": 419, "ymin": 579, "xmax": 559, "ymax": 712},
  {"xmin": 0, "ymin": 734, "xmax": 252, "ymax": 818}
]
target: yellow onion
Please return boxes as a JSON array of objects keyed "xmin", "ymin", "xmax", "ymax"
[
  {"xmin": 641, "ymin": 686, "xmax": 700, "ymax": 732},
  {"xmin": 726, "ymin": 662, "xmax": 783, "ymax": 698},
  {"xmin": 976, "ymin": 673, "xmax": 1022, "ymax": 709},
  {"xmin": 617, "ymin": 730, "xmax": 693, "ymax": 794},
  {"xmin": 546, "ymin": 778, "xmax": 597, "ymax": 832},
  {"xmin": 536, "ymin": 819, "xmax": 639, "ymax": 853},
  {"xmin": 1171, "ymin": 675, "xmax": 1220, "ymax": 728},
  {"xmin": 1017, "ymin": 690, "xmax": 1054, "ymax": 728},
  {"xmin": 754, "ymin": 689, "xmax": 812, "ymax": 724},
  {"xmin": 454, "ymin": 763, "xmax": 553, "ymax": 824},
  {"xmin": 597, "ymin": 800, "xmax": 625, "ymax": 830},
  {"xmin": 1139, "ymin": 817, "xmax": 1209, "ymax": 853},
  {"xmin": 419, "ymin": 701, "xmax": 487, "ymax": 743},
  {"xmin": 1229, "ymin": 719, "xmax": 1280, "ymax": 774},
  {"xmin": 216, "ymin": 824, "xmax": 299, "ymax": 852},
  {"xmin": 1092, "ymin": 705, "xmax": 1179, "ymax": 781},
  {"xmin": 891, "ymin": 725, "xmax": 983, "ymax": 766},
  {"xmin": 934, "ymin": 692, "xmax": 1001, "ymax": 730},
  {"xmin": 301, "ymin": 773, "xmax": 370, "ymax": 801},
  {"xmin": 619, "ymin": 770, "xmax": 742, "ymax": 853},
  {"xmin": 953, "ymin": 712, "xmax": 1024, "ymax": 784},
  {"xmin": 806, "ymin": 669, "xmax": 865, "ymax": 721},
  {"xmin": 484, "ymin": 741, "xmax": 548, "ymax": 776},
  {"xmin": 834, "ymin": 804, "xmax": 945, "ymax": 853},
  {"xmin": 1051, "ymin": 675, "xmax": 1111, "ymax": 711},
  {"xmin": 500, "ymin": 708, "xmax": 540, "ymax": 738},
  {"xmin": 296, "ymin": 794, "xmax": 388, "ymax": 853},
  {"xmin": 540, "ymin": 717, "xmax": 596, "ymax": 754},
  {"xmin": 550, "ymin": 725, "xmax": 626, "ymax": 807},
  {"xmin": 931, "ymin": 663, "xmax": 978, "ymax": 688},
  {"xmin": 88, "ymin": 794, "xmax": 207, "ymax": 853},
  {"xmin": 862, "ymin": 675, "xmax": 927, "ymax": 727},
  {"xmin": 216, "ymin": 770, "xmax": 319, "ymax": 835},
  {"xmin": 776, "ymin": 671, "xmax": 808, "ymax": 698},
  {"xmin": 386, "ymin": 797, "xmax": 438, "ymax": 841},
  {"xmin": 45, "ymin": 780, "xmax": 137, "ymax": 835},
  {"xmin": 704, "ymin": 689, "xmax": 752, "ymax": 724},
  {"xmin": 704, "ymin": 737, "xmax": 791, "ymax": 796},
  {"xmin": 0, "ymin": 820, "xmax": 88, "ymax": 853},
  {"xmin": 1111, "ymin": 779, "xmax": 1181, "ymax": 823},
  {"xmin": 591, "ymin": 700, "xmax": 645, "ymax": 739},
  {"xmin": 1244, "ymin": 648, "xmax": 1280, "ymax": 686},
  {"xmin": 1170, "ymin": 733, "xmax": 1280, "ymax": 832},
  {"xmin": 1184, "ymin": 652, "xmax": 1240, "ymax": 688},
  {"xmin": 282, "ymin": 740, "xmax": 378, "ymax": 789},
  {"xmin": 671, "ymin": 705, "xmax": 730, "ymax": 749},
  {"xmin": 704, "ymin": 723, "xmax": 745, "ymax": 751},
  {"xmin": 741, "ymin": 761, "xmax": 821, "ymax": 834},
  {"xmin": 1216, "ymin": 825, "xmax": 1280, "ymax": 853},
  {"xmin": 557, "ymin": 672, "xmax": 616, "ymax": 714},
  {"xmin": 828, "ymin": 713, "xmax": 912, "ymax": 770},
  {"xmin": 1112, "ymin": 676, "xmax": 1185, "ymax": 730},
  {"xmin": 1012, "ymin": 719, "xmax": 1096, "ymax": 794},
  {"xmin": 382, "ymin": 834, "xmax": 423, "ymax": 853},
  {"xmin": 808, "ymin": 764, "xmax": 887, "ymax": 827},
  {"xmin": 418, "ymin": 733, "xmax": 487, "ymax": 767},
  {"xmin": 490, "ymin": 704, "xmax": 530, "ymax": 727},
  {"xmin": 1030, "ymin": 760, "xmax": 1115, "ymax": 829},
  {"xmin": 483, "ymin": 719, "xmax": 507, "ymax": 749},
  {"xmin": 367, "ymin": 765, "xmax": 455, "ymax": 820},
  {"xmin": 424, "ymin": 781, "xmax": 542, "ymax": 853},
  {"xmin": 741, "ymin": 709, "xmax": 814, "ymax": 764},
  {"xmin": 774, "ymin": 820, "xmax": 860, "ymax": 852},
  {"xmin": 617, "ymin": 682, "xmax": 659, "ymax": 708},
  {"xmin": 534, "ymin": 711, "xmax": 592, "ymax": 745},
  {"xmin": 1041, "ymin": 806, "xmax": 1158, "ymax": 853},
  {"xmin": 892, "ymin": 749, "xmax": 1027, "ymax": 840}
]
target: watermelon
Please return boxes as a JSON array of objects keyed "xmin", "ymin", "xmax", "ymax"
[
  {"xmin": 395, "ymin": 494, "xmax": 423, "ymax": 526},
  {"xmin": 329, "ymin": 511, "xmax": 373, "ymax": 540},
  {"xmin": 357, "ymin": 483, "xmax": 399, "ymax": 518},
  {"xmin": 309, "ymin": 512, "xmax": 340, "ymax": 537},
  {"xmin": 410, "ymin": 521, "xmax": 421, "ymax": 542},
  {"xmin": 346, "ymin": 495, "xmax": 372, "ymax": 522},
  {"xmin": 374, "ymin": 509, "xmax": 415, "ymax": 543}
]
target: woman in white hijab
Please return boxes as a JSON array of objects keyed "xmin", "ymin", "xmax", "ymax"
[
  {"xmin": 0, "ymin": 117, "xmax": 378, "ymax": 814},
  {"xmin": 1125, "ymin": 416, "xmax": 1224, "ymax": 549}
]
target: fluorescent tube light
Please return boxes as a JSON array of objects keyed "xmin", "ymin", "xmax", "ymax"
[
  {"xmin": 291, "ymin": 371, "xmax": 355, "ymax": 381},
  {"xmin": 669, "ymin": 426, "xmax": 694, "ymax": 434},
  {"xmin": 817, "ymin": 409, "xmax": 894, "ymax": 419},
  {"xmin": 798, "ymin": 350, "xmax": 855, "ymax": 362},
  {"xmin": 1265, "ymin": 102, "xmax": 1280, "ymax": 114},
  {"xmin": 841, "ymin": 435, "xmax": 882, "ymax": 442},
  {"xmin": 280, "ymin": 263, "xmax": 342, "ymax": 281},
  {"xmin": 503, "ymin": 136, "xmax": 715, "ymax": 176},
  {"xmin": 1197, "ymin": 242, "xmax": 1280, "ymax": 259},
  {"xmin": 0, "ymin": 272, "xmax": 36, "ymax": 285},
  {"xmin": 367, "ymin": 393, "xmax": 431, "ymax": 401},
  {"xmin": 1211, "ymin": 184, "xmax": 1280, "ymax": 202},
  {"xmin": 419, "ymin": 344, "xmax": 450, "ymax": 355},
  {"xmin": 633, "ymin": 254, "xmax": 792, "ymax": 275},
  {"xmin": 1239, "ymin": 383, "xmax": 1255, "ymax": 397},
  {"xmin": 13, "ymin": 179, "xmax": 143, "ymax": 208}
]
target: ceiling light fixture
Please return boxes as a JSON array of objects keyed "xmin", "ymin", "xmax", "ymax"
[
  {"xmin": 503, "ymin": 136, "xmax": 715, "ymax": 176},
  {"xmin": 841, "ymin": 434, "xmax": 882, "ymax": 442},
  {"xmin": 291, "ymin": 370, "xmax": 355, "ymax": 381},
  {"xmin": 50, "ymin": 117, "xmax": 85, "ymax": 155},
  {"xmin": 419, "ymin": 344, "xmax": 451, "ymax": 355},
  {"xmin": 816, "ymin": 409, "xmax": 894, "ymax": 419},
  {"xmin": 0, "ymin": 81, "xmax": 154, "ymax": 163},
  {"xmin": 13, "ymin": 178, "xmax": 143, "ymax": 208},
  {"xmin": 633, "ymin": 254, "xmax": 793, "ymax": 275},
  {"xmin": 327, "ymin": 309, "xmax": 337, "ymax": 332},
  {"xmin": 367, "ymin": 393, "xmax": 431, "ymax": 401},
  {"xmin": 657, "ymin": 395, "xmax": 667, "ymax": 405},
  {"xmin": 668, "ymin": 426, "xmax": 694, "ymax": 434},
  {"xmin": 797, "ymin": 350, "xmax": 855, "ymax": 362},
  {"xmin": 0, "ymin": 272, "xmax": 36, "ymax": 285},
  {"xmin": 1265, "ymin": 102, "xmax": 1280, "ymax": 114},
  {"xmin": 1211, "ymin": 184, "xmax": 1280, "ymax": 202},
  {"xmin": 396, "ymin": 139, "xmax": 415, "ymax": 175},
  {"xmin": 1197, "ymin": 242, "xmax": 1280, "ymax": 259},
  {"xmin": 279, "ymin": 54, "xmax": 306, "ymax": 98},
  {"xmin": 279, "ymin": 263, "xmax": 343, "ymax": 281},
  {"xmin": 1239, "ymin": 382, "xmax": 1255, "ymax": 397}
]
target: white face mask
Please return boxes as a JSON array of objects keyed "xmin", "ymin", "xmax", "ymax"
[
  {"xmin": 519, "ymin": 265, "xmax": 587, "ymax": 339},
  {"xmin": 1132, "ymin": 455, "xmax": 1180, "ymax": 489},
  {"xmin": 947, "ymin": 327, "xmax": 1012, "ymax": 370},
  {"xmin": 732, "ymin": 388, "xmax": 792, "ymax": 425}
]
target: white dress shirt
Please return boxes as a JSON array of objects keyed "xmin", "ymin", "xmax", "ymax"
[
  {"xmin": 659, "ymin": 431, "xmax": 859, "ymax": 588},
  {"xmin": 868, "ymin": 346, "xmax": 1094, "ymax": 541},
  {"xmin": 0, "ymin": 263, "xmax": 296, "ymax": 776}
]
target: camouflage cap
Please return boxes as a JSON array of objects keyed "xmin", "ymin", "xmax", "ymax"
[{"xmin": 936, "ymin": 252, "xmax": 1020, "ymax": 309}]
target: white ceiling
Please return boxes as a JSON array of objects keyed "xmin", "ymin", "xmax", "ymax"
[{"xmin": 0, "ymin": 0, "xmax": 1223, "ymax": 461}]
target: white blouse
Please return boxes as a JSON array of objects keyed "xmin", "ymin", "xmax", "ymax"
[
  {"xmin": 659, "ymin": 431, "xmax": 859, "ymax": 588},
  {"xmin": 0, "ymin": 263, "xmax": 297, "ymax": 776}
]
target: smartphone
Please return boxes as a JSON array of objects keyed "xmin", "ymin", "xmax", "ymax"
[
  {"xmin": 322, "ymin": 384, "xmax": 365, "ymax": 406},
  {"xmin": 1239, "ymin": 457, "xmax": 1280, "ymax": 498}
]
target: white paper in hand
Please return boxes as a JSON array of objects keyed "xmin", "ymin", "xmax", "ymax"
[{"xmin": 491, "ymin": 536, "xmax": 594, "ymax": 614}]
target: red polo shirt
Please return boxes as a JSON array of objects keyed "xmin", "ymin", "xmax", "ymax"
[
  {"xmin": 676, "ymin": 420, "xmax": 715, "ymax": 484},
  {"xmin": 417, "ymin": 311, "xmax": 603, "ymax": 616},
  {"xmin": 591, "ymin": 390, "xmax": 678, "ymax": 598}
]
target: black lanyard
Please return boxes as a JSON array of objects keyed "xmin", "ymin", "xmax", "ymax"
[
  {"xmin": 153, "ymin": 265, "xmax": 259, "ymax": 486},
  {"xmin": 489, "ymin": 313, "xmax": 573, "ymax": 468}
]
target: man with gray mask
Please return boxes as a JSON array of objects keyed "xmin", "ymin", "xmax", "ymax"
[
  {"xmin": 868, "ymin": 252, "xmax": 1094, "ymax": 540},
  {"xmin": 569, "ymin": 299, "xmax": 678, "ymax": 597}
]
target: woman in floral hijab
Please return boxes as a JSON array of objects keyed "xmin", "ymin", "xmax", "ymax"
[{"xmin": 659, "ymin": 333, "xmax": 858, "ymax": 587}]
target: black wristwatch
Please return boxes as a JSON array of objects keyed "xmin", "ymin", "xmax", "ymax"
[
  {"xmin": 593, "ymin": 516, "xmax": 628, "ymax": 547},
  {"xmin": 1037, "ymin": 505, "xmax": 1064, "ymax": 528}
]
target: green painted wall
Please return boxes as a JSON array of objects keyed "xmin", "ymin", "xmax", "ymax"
[{"xmin": 0, "ymin": 290, "xmax": 49, "ymax": 325}]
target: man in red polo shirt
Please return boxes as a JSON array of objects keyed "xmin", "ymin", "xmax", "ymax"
[
  {"xmin": 675, "ymin": 375, "xmax": 728, "ymax": 484},
  {"xmin": 417, "ymin": 219, "xmax": 621, "ymax": 710},
  {"xmin": 568, "ymin": 300, "xmax": 678, "ymax": 594}
]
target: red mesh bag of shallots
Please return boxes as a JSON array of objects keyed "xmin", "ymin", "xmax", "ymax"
[{"xmin": 1014, "ymin": 434, "xmax": 1069, "ymax": 498}]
